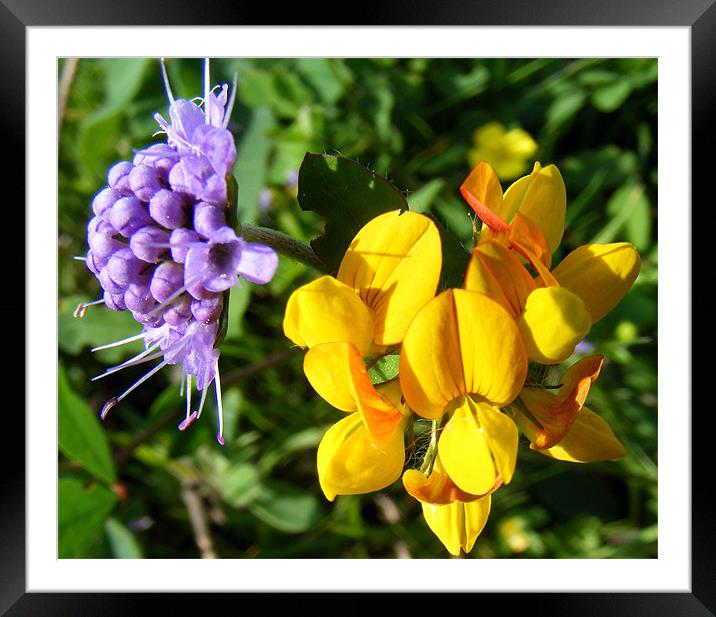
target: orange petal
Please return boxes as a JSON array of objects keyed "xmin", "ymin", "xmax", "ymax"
[
  {"xmin": 402, "ymin": 456, "xmax": 500, "ymax": 505},
  {"xmin": 304, "ymin": 342, "xmax": 404, "ymax": 446},
  {"xmin": 515, "ymin": 355, "xmax": 604, "ymax": 449},
  {"xmin": 509, "ymin": 211, "xmax": 553, "ymax": 270},
  {"xmin": 460, "ymin": 161, "xmax": 510, "ymax": 232}
]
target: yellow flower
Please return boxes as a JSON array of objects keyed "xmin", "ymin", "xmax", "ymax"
[
  {"xmin": 283, "ymin": 210, "xmax": 443, "ymax": 500},
  {"xmin": 467, "ymin": 122, "xmax": 538, "ymax": 180},
  {"xmin": 400, "ymin": 289, "xmax": 528, "ymax": 495},
  {"xmin": 461, "ymin": 161, "xmax": 641, "ymax": 364}
]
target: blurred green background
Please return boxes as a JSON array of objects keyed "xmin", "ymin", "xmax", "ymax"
[{"xmin": 58, "ymin": 58, "xmax": 657, "ymax": 559}]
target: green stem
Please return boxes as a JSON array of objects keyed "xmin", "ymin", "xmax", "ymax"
[
  {"xmin": 419, "ymin": 419, "xmax": 441, "ymax": 475},
  {"xmin": 241, "ymin": 224, "xmax": 330, "ymax": 274}
]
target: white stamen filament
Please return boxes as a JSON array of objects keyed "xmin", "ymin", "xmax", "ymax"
[
  {"xmin": 223, "ymin": 73, "xmax": 238, "ymax": 130},
  {"xmin": 160, "ymin": 58, "xmax": 175, "ymax": 106},
  {"xmin": 91, "ymin": 345, "xmax": 162, "ymax": 381},
  {"xmin": 214, "ymin": 359, "xmax": 224, "ymax": 445},
  {"xmin": 196, "ymin": 366, "xmax": 210, "ymax": 419},
  {"xmin": 186, "ymin": 374, "xmax": 193, "ymax": 420},
  {"xmin": 91, "ymin": 332, "xmax": 145, "ymax": 352},
  {"xmin": 116, "ymin": 360, "xmax": 169, "ymax": 403},
  {"xmin": 73, "ymin": 256, "xmax": 86, "ymax": 261},
  {"xmin": 204, "ymin": 58, "xmax": 211, "ymax": 125}
]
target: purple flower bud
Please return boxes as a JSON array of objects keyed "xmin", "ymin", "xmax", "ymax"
[
  {"xmin": 107, "ymin": 248, "xmax": 146, "ymax": 288},
  {"xmin": 193, "ymin": 202, "xmax": 227, "ymax": 239},
  {"xmin": 133, "ymin": 144, "xmax": 179, "ymax": 177},
  {"xmin": 103, "ymin": 291, "xmax": 127, "ymax": 311},
  {"xmin": 186, "ymin": 279, "xmax": 216, "ymax": 300},
  {"xmin": 85, "ymin": 250, "xmax": 102, "ymax": 275},
  {"xmin": 169, "ymin": 228, "xmax": 200, "ymax": 264},
  {"xmin": 98, "ymin": 267, "xmax": 125, "ymax": 294},
  {"xmin": 107, "ymin": 161, "xmax": 134, "ymax": 194},
  {"xmin": 149, "ymin": 189, "xmax": 187, "ymax": 229},
  {"xmin": 88, "ymin": 229, "xmax": 124, "ymax": 260},
  {"xmin": 109, "ymin": 196, "xmax": 153, "ymax": 238},
  {"xmin": 191, "ymin": 295, "xmax": 223, "ymax": 325},
  {"xmin": 87, "ymin": 215, "xmax": 116, "ymax": 236},
  {"xmin": 92, "ymin": 187, "xmax": 122, "ymax": 222},
  {"xmin": 150, "ymin": 261, "xmax": 185, "ymax": 303},
  {"xmin": 129, "ymin": 226, "xmax": 170, "ymax": 263},
  {"xmin": 129, "ymin": 165, "xmax": 164, "ymax": 202},
  {"xmin": 124, "ymin": 282, "xmax": 156, "ymax": 314},
  {"xmin": 163, "ymin": 294, "xmax": 193, "ymax": 326},
  {"xmin": 131, "ymin": 309, "xmax": 163, "ymax": 328}
]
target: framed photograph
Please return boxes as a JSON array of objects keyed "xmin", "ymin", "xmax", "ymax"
[{"xmin": 9, "ymin": 0, "xmax": 707, "ymax": 613}]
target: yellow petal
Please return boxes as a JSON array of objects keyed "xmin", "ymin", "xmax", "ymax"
[
  {"xmin": 337, "ymin": 211, "xmax": 441, "ymax": 346},
  {"xmin": 422, "ymin": 496, "xmax": 491, "ymax": 556},
  {"xmin": 438, "ymin": 399, "xmax": 497, "ymax": 495},
  {"xmin": 459, "ymin": 162, "xmax": 510, "ymax": 231},
  {"xmin": 400, "ymin": 289, "xmax": 528, "ymax": 418},
  {"xmin": 304, "ymin": 342, "xmax": 404, "ymax": 445},
  {"xmin": 317, "ymin": 413, "xmax": 405, "ymax": 501},
  {"xmin": 283, "ymin": 275, "xmax": 374, "ymax": 356},
  {"xmin": 552, "ymin": 242, "xmax": 641, "ymax": 324},
  {"xmin": 502, "ymin": 163, "xmax": 566, "ymax": 254},
  {"xmin": 516, "ymin": 355, "xmax": 604, "ymax": 449},
  {"xmin": 518, "ymin": 286, "xmax": 591, "ymax": 364},
  {"xmin": 402, "ymin": 455, "xmax": 499, "ymax": 505},
  {"xmin": 537, "ymin": 407, "xmax": 626, "ymax": 462},
  {"xmin": 473, "ymin": 400, "xmax": 519, "ymax": 485},
  {"xmin": 464, "ymin": 241, "xmax": 536, "ymax": 318}
]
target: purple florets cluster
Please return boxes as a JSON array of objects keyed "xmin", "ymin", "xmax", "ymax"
[{"xmin": 82, "ymin": 64, "xmax": 278, "ymax": 444}]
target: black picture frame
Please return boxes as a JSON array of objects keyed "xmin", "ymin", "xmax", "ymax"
[{"xmin": 9, "ymin": 1, "xmax": 706, "ymax": 614}]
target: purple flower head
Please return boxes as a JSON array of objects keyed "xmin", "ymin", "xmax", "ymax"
[
  {"xmin": 185, "ymin": 226, "xmax": 278, "ymax": 294},
  {"xmin": 79, "ymin": 59, "xmax": 277, "ymax": 447}
]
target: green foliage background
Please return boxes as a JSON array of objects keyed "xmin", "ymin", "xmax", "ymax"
[{"xmin": 58, "ymin": 58, "xmax": 657, "ymax": 559}]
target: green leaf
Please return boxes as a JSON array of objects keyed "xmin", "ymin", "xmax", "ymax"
[
  {"xmin": 234, "ymin": 107, "xmax": 275, "ymax": 224},
  {"xmin": 78, "ymin": 107, "xmax": 122, "ymax": 181},
  {"xmin": 599, "ymin": 182, "xmax": 651, "ymax": 250},
  {"xmin": 592, "ymin": 80, "xmax": 633, "ymax": 113},
  {"xmin": 59, "ymin": 295, "xmax": 143, "ymax": 364},
  {"xmin": 368, "ymin": 354, "xmax": 400, "ymax": 385},
  {"xmin": 102, "ymin": 58, "xmax": 150, "ymax": 110},
  {"xmin": 295, "ymin": 58, "xmax": 346, "ymax": 105},
  {"xmin": 407, "ymin": 179, "xmax": 445, "ymax": 213},
  {"xmin": 250, "ymin": 481, "xmax": 323, "ymax": 533},
  {"xmin": 58, "ymin": 365, "xmax": 117, "ymax": 484},
  {"xmin": 546, "ymin": 89, "xmax": 586, "ymax": 130},
  {"xmin": 215, "ymin": 463, "xmax": 262, "ymax": 508},
  {"xmin": 58, "ymin": 479, "xmax": 117, "ymax": 558},
  {"xmin": 297, "ymin": 154, "xmax": 409, "ymax": 272},
  {"xmin": 105, "ymin": 517, "xmax": 143, "ymax": 559}
]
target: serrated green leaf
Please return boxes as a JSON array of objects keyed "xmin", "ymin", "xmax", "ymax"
[
  {"xmin": 59, "ymin": 479, "xmax": 117, "ymax": 558},
  {"xmin": 431, "ymin": 214, "xmax": 471, "ymax": 290},
  {"xmin": 105, "ymin": 517, "xmax": 143, "ymax": 559},
  {"xmin": 368, "ymin": 354, "xmax": 400, "ymax": 385},
  {"xmin": 297, "ymin": 154, "xmax": 409, "ymax": 272},
  {"xmin": 250, "ymin": 481, "xmax": 322, "ymax": 533},
  {"xmin": 58, "ymin": 365, "xmax": 117, "ymax": 484}
]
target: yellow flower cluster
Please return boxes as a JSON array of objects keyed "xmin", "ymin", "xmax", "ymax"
[{"xmin": 283, "ymin": 161, "xmax": 641, "ymax": 556}]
